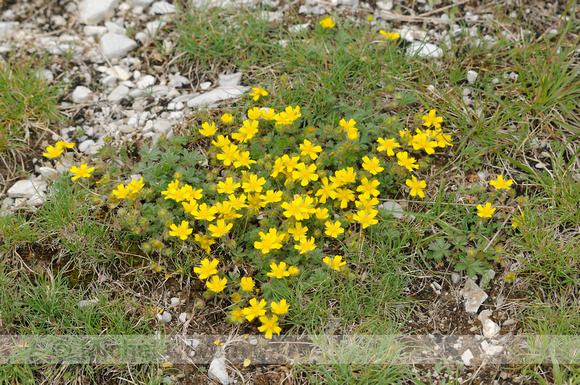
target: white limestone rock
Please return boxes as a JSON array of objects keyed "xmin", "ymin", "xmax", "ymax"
[
  {"xmin": 71, "ymin": 86, "xmax": 92, "ymax": 103},
  {"xmin": 149, "ymin": 1, "xmax": 176, "ymax": 15},
  {"xmin": 461, "ymin": 349, "xmax": 474, "ymax": 366},
  {"xmin": 461, "ymin": 278, "xmax": 488, "ymax": 313},
  {"xmin": 407, "ymin": 42, "xmax": 443, "ymax": 58},
  {"xmin": 218, "ymin": 72, "xmax": 243, "ymax": 87},
  {"xmin": 467, "ymin": 70, "xmax": 478, "ymax": 84},
  {"xmin": 0, "ymin": 22, "xmax": 19, "ymax": 36},
  {"xmin": 100, "ymin": 33, "xmax": 137, "ymax": 59},
  {"xmin": 7, "ymin": 179, "xmax": 47, "ymax": 199},
  {"xmin": 108, "ymin": 85, "xmax": 130, "ymax": 103},
  {"xmin": 83, "ymin": 25, "xmax": 108, "ymax": 37},
  {"xmin": 186, "ymin": 86, "xmax": 249, "ymax": 108},
  {"xmin": 78, "ymin": 0, "xmax": 119, "ymax": 24},
  {"xmin": 208, "ymin": 350, "xmax": 230, "ymax": 385},
  {"xmin": 482, "ymin": 318, "xmax": 500, "ymax": 339}
]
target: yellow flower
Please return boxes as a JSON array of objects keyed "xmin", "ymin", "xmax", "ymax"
[
  {"xmin": 194, "ymin": 258, "xmax": 219, "ymax": 279},
  {"xmin": 169, "ymin": 220, "xmax": 193, "ymax": 240},
  {"xmin": 299, "ymin": 139, "xmax": 322, "ymax": 160},
  {"xmin": 489, "ymin": 175, "xmax": 514, "ymax": 190},
  {"xmin": 212, "ymin": 135, "xmax": 231, "ymax": 148},
  {"xmin": 233, "ymin": 150, "xmax": 257, "ymax": 169},
  {"xmin": 194, "ymin": 234, "xmax": 215, "ymax": 253},
  {"xmin": 192, "ymin": 203, "xmax": 218, "ymax": 221},
  {"xmin": 315, "ymin": 207, "xmax": 329, "ymax": 220},
  {"xmin": 292, "ymin": 162, "xmax": 319, "ymax": 186},
  {"xmin": 511, "ymin": 212, "xmax": 524, "ymax": 229},
  {"xmin": 259, "ymin": 190, "xmax": 283, "ymax": 207},
  {"xmin": 206, "ymin": 275, "xmax": 227, "ymax": 293},
  {"xmin": 352, "ymin": 209, "xmax": 378, "ymax": 229},
  {"xmin": 361, "ymin": 156, "xmax": 384, "ymax": 175},
  {"xmin": 315, "ymin": 177, "xmax": 337, "ymax": 204},
  {"xmin": 323, "ymin": 255, "xmax": 346, "ymax": 271},
  {"xmin": 379, "ymin": 30, "xmax": 400, "ymax": 40},
  {"xmin": 271, "ymin": 299, "xmax": 289, "ymax": 315},
  {"xmin": 221, "ymin": 113, "xmax": 233, "ymax": 124},
  {"xmin": 247, "ymin": 107, "xmax": 262, "ymax": 120},
  {"xmin": 254, "ymin": 228, "xmax": 284, "ymax": 254},
  {"xmin": 250, "ymin": 87, "xmax": 268, "ymax": 101},
  {"xmin": 217, "ymin": 177, "xmax": 241, "ymax": 194},
  {"xmin": 396, "ymin": 152, "xmax": 419, "ymax": 171},
  {"xmin": 339, "ymin": 118, "xmax": 356, "ymax": 131},
  {"xmin": 294, "ymin": 237, "xmax": 316, "ymax": 254},
  {"xmin": 377, "ymin": 137, "xmax": 401, "ymax": 156},
  {"xmin": 320, "ymin": 17, "xmax": 335, "ymax": 29},
  {"xmin": 217, "ymin": 143, "xmax": 239, "ymax": 166},
  {"xmin": 505, "ymin": 273, "xmax": 515, "ymax": 283},
  {"xmin": 357, "ymin": 177, "xmax": 380, "ymax": 197},
  {"xmin": 240, "ymin": 277, "xmax": 254, "ymax": 292},
  {"xmin": 230, "ymin": 308, "xmax": 244, "ymax": 323},
  {"xmin": 55, "ymin": 141, "xmax": 75, "ymax": 149},
  {"xmin": 69, "ymin": 163, "xmax": 95, "ymax": 180},
  {"xmin": 288, "ymin": 222, "xmax": 308, "ymax": 241},
  {"xmin": 287, "ymin": 266, "xmax": 299, "ymax": 275},
  {"xmin": 208, "ymin": 219, "xmax": 233, "ymax": 238},
  {"xmin": 405, "ymin": 176, "xmax": 427, "ymax": 198},
  {"xmin": 199, "ymin": 121, "xmax": 217, "ymax": 136},
  {"xmin": 476, "ymin": 202, "xmax": 496, "ymax": 218},
  {"xmin": 267, "ymin": 261, "xmax": 291, "ymax": 279},
  {"xmin": 324, "ymin": 221, "xmax": 344, "ymax": 238},
  {"xmin": 334, "ymin": 187, "xmax": 355, "ymax": 209},
  {"xmin": 43, "ymin": 145, "xmax": 64, "ymax": 159},
  {"xmin": 232, "ymin": 293, "xmax": 242, "ymax": 302},
  {"xmin": 242, "ymin": 174, "xmax": 266, "ymax": 193},
  {"xmin": 422, "ymin": 109, "xmax": 444, "ymax": 128},
  {"xmin": 258, "ymin": 315, "xmax": 281, "ymax": 339},
  {"xmin": 410, "ymin": 132, "xmax": 438, "ymax": 155},
  {"xmin": 243, "ymin": 298, "xmax": 267, "ymax": 321}
]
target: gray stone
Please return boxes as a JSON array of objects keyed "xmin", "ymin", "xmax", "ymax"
[
  {"xmin": 376, "ymin": 0, "xmax": 393, "ymax": 10},
  {"xmin": 156, "ymin": 310, "xmax": 172, "ymax": 323},
  {"xmin": 135, "ymin": 32, "xmax": 148, "ymax": 42},
  {"xmin": 136, "ymin": 75, "xmax": 155, "ymax": 89},
  {"xmin": 153, "ymin": 119, "xmax": 172, "ymax": 135},
  {"xmin": 78, "ymin": 299, "xmax": 99, "ymax": 307},
  {"xmin": 467, "ymin": 70, "xmax": 478, "ymax": 84},
  {"xmin": 130, "ymin": 0, "xmax": 154, "ymax": 6},
  {"xmin": 451, "ymin": 272, "xmax": 461, "ymax": 284},
  {"xmin": 482, "ymin": 318, "xmax": 500, "ymax": 339},
  {"xmin": 106, "ymin": 66, "xmax": 131, "ymax": 81},
  {"xmin": 7, "ymin": 179, "xmax": 47, "ymax": 199},
  {"xmin": 37, "ymin": 69, "xmax": 54, "ymax": 83},
  {"xmin": 83, "ymin": 25, "xmax": 108, "ymax": 37},
  {"xmin": 178, "ymin": 312, "xmax": 187, "ymax": 323},
  {"xmin": 407, "ymin": 42, "xmax": 443, "ymax": 58},
  {"xmin": 461, "ymin": 349, "xmax": 474, "ymax": 366},
  {"xmin": 461, "ymin": 278, "xmax": 488, "ymax": 313},
  {"xmin": 38, "ymin": 167, "xmax": 58, "ymax": 180},
  {"xmin": 79, "ymin": 0, "xmax": 119, "ymax": 24},
  {"xmin": 0, "ymin": 22, "xmax": 19, "ymax": 36},
  {"xmin": 108, "ymin": 85, "xmax": 130, "ymax": 103},
  {"xmin": 289, "ymin": 23, "xmax": 310, "ymax": 34},
  {"xmin": 199, "ymin": 81, "xmax": 212, "ymax": 90},
  {"xmin": 79, "ymin": 139, "xmax": 96, "ymax": 153},
  {"xmin": 145, "ymin": 20, "xmax": 166, "ymax": 36},
  {"xmin": 149, "ymin": 1, "xmax": 176, "ymax": 15},
  {"xmin": 105, "ymin": 21, "xmax": 126, "ymax": 35},
  {"xmin": 218, "ymin": 72, "xmax": 243, "ymax": 87},
  {"xmin": 71, "ymin": 86, "xmax": 92, "ymax": 103},
  {"xmin": 168, "ymin": 74, "xmax": 190, "ymax": 88},
  {"xmin": 208, "ymin": 351, "xmax": 229, "ymax": 385},
  {"xmin": 186, "ymin": 86, "xmax": 249, "ymax": 108},
  {"xmin": 481, "ymin": 341, "xmax": 503, "ymax": 356},
  {"xmin": 100, "ymin": 33, "xmax": 137, "ymax": 59}
]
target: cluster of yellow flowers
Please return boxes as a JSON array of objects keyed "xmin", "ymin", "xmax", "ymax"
[
  {"xmin": 104, "ymin": 88, "xmax": 457, "ymax": 338},
  {"xmin": 191, "ymin": 257, "xmax": 293, "ymax": 339},
  {"xmin": 475, "ymin": 175, "xmax": 516, "ymax": 221},
  {"xmin": 375, "ymin": 109, "xmax": 453, "ymax": 199},
  {"xmin": 42, "ymin": 140, "xmax": 97, "ymax": 182}
]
